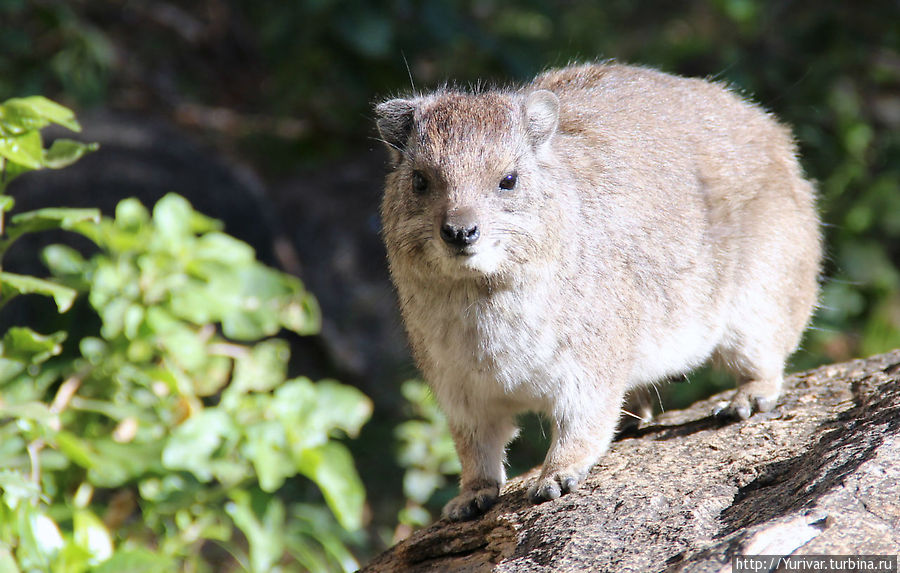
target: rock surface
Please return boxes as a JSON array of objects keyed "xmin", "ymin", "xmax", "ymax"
[{"xmin": 362, "ymin": 350, "xmax": 900, "ymax": 572}]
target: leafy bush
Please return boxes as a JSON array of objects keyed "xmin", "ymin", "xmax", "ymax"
[
  {"xmin": 0, "ymin": 97, "xmax": 372, "ymax": 572},
  {"xmin": 393, "ymin": 380, "xmax": 459, "ymax": 532}
]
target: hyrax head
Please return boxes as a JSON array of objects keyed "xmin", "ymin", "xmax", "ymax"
[{"xmin": 376, "ymin": 89, "xmax": 560, "ymax": 281}]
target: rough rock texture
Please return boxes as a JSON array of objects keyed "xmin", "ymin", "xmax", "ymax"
[{"xmin": 362, "ymin": 350, "xmax": 900, "ymax": 572}]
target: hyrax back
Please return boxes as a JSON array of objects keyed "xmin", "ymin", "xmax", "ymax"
[{"xmin": 376, "ymin": 63, "xmax": 821, "ymax": 521}]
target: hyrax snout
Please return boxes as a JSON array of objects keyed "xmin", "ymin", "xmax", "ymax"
[
  {"xmin": 440, "ymin": 207, "xmax": 480, "ymax": 250},
  {"xmin": 375, "ymin": 63, "xmax": 822, "ymax": 522}
]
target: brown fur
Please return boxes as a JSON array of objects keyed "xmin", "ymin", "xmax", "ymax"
[{"xmin": 375, "ymin": 63, "xmax": 821, "ymax": 521}]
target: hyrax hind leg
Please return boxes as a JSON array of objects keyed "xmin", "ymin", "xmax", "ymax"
[
  {"xmin": 712, "ymin": 339, "xmax": 789, "ymax": 420},
  {"xmin": 715, "ymin": 372, "xmax": 784, "ymax": 420},
  {"xmin": 712, "ymin": 211, "xmax": 818, "ymax": 420}
]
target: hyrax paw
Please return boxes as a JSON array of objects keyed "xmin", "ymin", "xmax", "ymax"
[
  {"xmin": 528, "ymin": 471, "xmax": 584, "ymax": 504},
  {"xmin": 442, "ymin": 484, "xmax": 499, "ymax": 521},
  {"xmin": 713, "ymin": 383, "xmax": 780, "ymax": 420}
]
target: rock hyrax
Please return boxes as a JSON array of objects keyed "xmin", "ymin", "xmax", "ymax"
[{"xmin": 375, "ymin": 63, "xmax": 821, "ymax": 521}]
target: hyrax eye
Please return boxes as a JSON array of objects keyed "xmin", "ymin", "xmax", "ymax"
[
  {"xmin": 499, "ymin": 172, "xmax": 517, "ymax": 191},
  {"xmin": 411, "ymin": 171, "xmax": 429, "ymax": 194}
]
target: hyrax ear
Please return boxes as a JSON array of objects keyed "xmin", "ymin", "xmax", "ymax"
[
  {"xmin": 524, "ymin": 90, "xmax": 559, "ymax": 147},
  {"xmin": 375, "ymin": 98, "xmax": 417, "ymax": 157}
]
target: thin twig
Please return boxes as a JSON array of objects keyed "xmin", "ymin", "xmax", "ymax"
[
  {"xmin": 208, "ymin": 342, "xmax": 250, "ymax": 360},
  {"xmin": 50, "ymin": 376, "xmax": 82, "ymax": 415},
  {"xmin": 27, "ymin": 439, "xmax": 44, "ymax": 486}
]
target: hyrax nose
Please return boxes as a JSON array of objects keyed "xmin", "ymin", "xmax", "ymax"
[{"xmin": 440, "ymin": 210, "xmax": 480, "ymax": 248}]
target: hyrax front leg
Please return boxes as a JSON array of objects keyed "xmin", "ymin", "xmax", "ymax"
[
  {"xmin": 442, "ymin": 416, "xmax": 518, "ymax": 521},
  {"xmin": 529, "ymin": 398, "xmax": 622, "ymax": 503}
]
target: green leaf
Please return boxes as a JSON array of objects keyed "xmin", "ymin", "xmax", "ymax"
[
  {"xmin": 0, "ymin": 401, "xmax": 55, "ymax": 428},
  {"xmin": 78, "ymin": 337, "xmax": 107, "ymax": 365},
  {"xmin": 225, "ymin": 491, "xmax": 285, "ymax": 573},
  {"xmin": 0, "ymin": 327, "xmax": 66, "ymax": 364},
  {"xmin": 50, "ymin": 542, "xmax": 93, "ymax": 573},
  {"xmin": 403, "ymin": 468, "xmax": 443, "ymax": 504},
  {"xmin": 0, "ymin": 547, "xmax": 21, "ymax": 573},
  {"xmin": 9, "ymin": 206, "xmax": 101, "ymax": 231},
  {"xmin": 268, "ymin": 378, "xmax": 317, "ymax": 438},
  {"xmin": 152, "ymin": 193, "xmax": 193, "ymax": 240},
  {"xmin": 192, "ymin": 354, "xmax": 230, "ymax": 397},
  {"xmin": 0, "ymin": 272, "xmax": 77, "ymax": 312},
  {"xmin": 3, "ymin": 208, "xmax": 100, "ymax": 250},
  {"xmin": 92, "ymin": 549, "xmax": 175, "ymax": 573},
  {"xmin": 0, "ymin": 130, "xmax": 43, "ymax": 169},
  {"xmin": 87, "ymin": 440, "xmax": 164, "ymax": 488},
  {"xmin": 42, "ymin": 244, "xmax": 89, "ymax": 279},
  {"xmin": 296, "ymin": 442, "xmax": 366, "ymax": 531},
  {"xmin": 0, "ymin": 469, "xmax": 42, "ymax": 509},
  {"xmin": 162, "ymin": 409, "xmax": 242, "ymax": 483},
  {"xmin": 55, "ymin": 432, "xmax": 97, "ymax": 469},
  {"xmin": 398, "ymin": 504, "xmax": 431, "ymax": 528},
  {"xmin": 43, "ymin": 139, "xmax": 98, "ymax": 169},
  {"xmin": 307, "ymin": 380, "xmax": 372, "ymax": 439},
  {"xmin": 287, "ymin": 503, "xmax": 360, "ymax": 573},
  {"xmin": 267, "ymin": 379, "xmax": 370, "ymax": 468},
  {"xmin": 242, "ymin": 420, "xmax": 292, "ymax": 492},
  {"xmin": 123, "ymin": 303, "xmax": 144, "ymax": 340},
  {"xmin": 284, "ymin": 536, "xmax": 330, "ymax": 573},
  {"xmin": 73, "ymin": 510, "xmax": 113, "ymax": 566},
  {"xmin": 219, "ymin": 266, "xmax": 294, "ymax": 340},
  {"xmin": 0, "ymin": 160, "xmax": 31, "ymax": 191},
  {"xmin": 0, "ymin": 96, "xmax": 80, "ymax": 133},
  {"xmin": 166, "ymin": 278, "xmax": 224, "ymax": 327},
  {"xmin": 17, "ymin": 506, "xmax": 64, "ymax": 570},
  {"xmin": 194, "ymin": 232, "xmax": 255, "ymax": 265},
  {"xmin": 281, "ymin": 291, "xmax": 321, "ymax": 336},
  {"xmin": 152, "ymin": 193, "xmax": 220, "ymax": 242},
  {"xmin": 230, "ymin": 339, "xmax": 290, "ymax": 395},
  {"xmin": 155, "ymin": 320, "xmax": 206, "ymax": 372},
  {"xmin": 0, "ymin": 195, "xmax": 14, "ymax": 214},
  {"xmin": 0, "ymin": 99, "xmax": 51, "ymax": 135},
  {"xmin": 273, "ymin": 379, "xmax": 371, "ymax": 453},
  {"xmin": 97, "ymin": 297, "xmax": 129, "ymax": 339},
  {"xmin": 113, "ymin": 198, "xmax": 150, "ymax": 229}
]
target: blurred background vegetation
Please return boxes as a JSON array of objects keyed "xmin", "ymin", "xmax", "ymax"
[{"xmin": 0, "ymin": 0, "xmax": 898, "ymax": 570}]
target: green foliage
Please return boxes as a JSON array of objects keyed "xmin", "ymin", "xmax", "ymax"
[
  {"xmin": 0, "ymin": 98, "xmax": 372, "ymax": 572},
  {"xmin": 0, "ymin": 94, "xmax": 99, "ymax": 306},
  {"xmin": 0, "ymin": 96, "xmax": 94, "ymax": 173},
  {"xmin": 394, "ymin": 381, "xmax": 460, "ymax": 528},
  {"xmin": 806, "ymin": 79, "xmax": 900, "ymax": 360}
]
